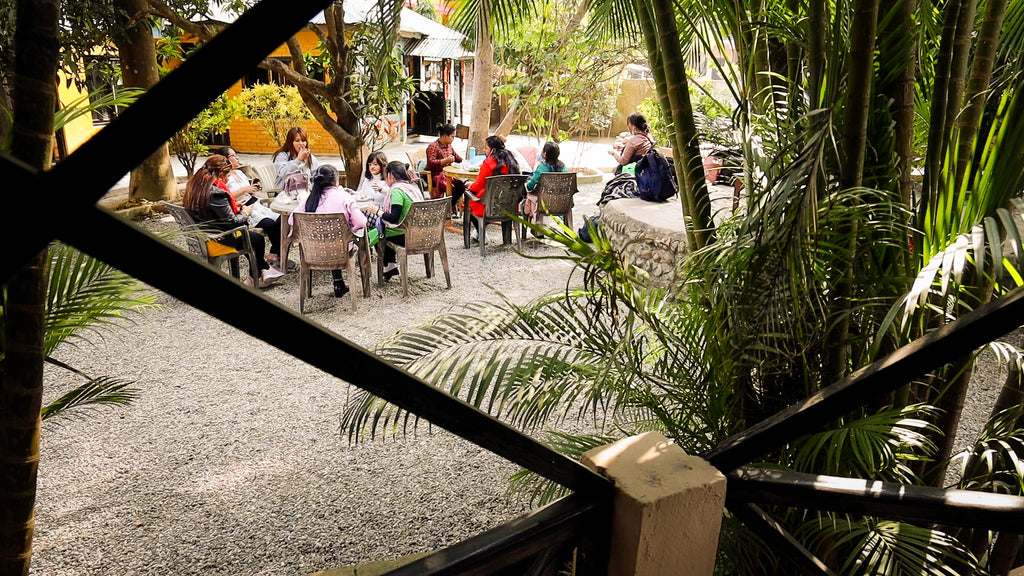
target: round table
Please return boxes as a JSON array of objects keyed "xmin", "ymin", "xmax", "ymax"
[
  {"xmin": 269, "ymin": 195, "xmax": 301, "ymax": 273},
  {"xmin": 442, "ymin": 165, "xmax": 480, "ymax": 234}
]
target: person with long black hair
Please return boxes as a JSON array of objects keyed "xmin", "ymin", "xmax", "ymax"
[
  {"xmin": 362, "ymin": 161, "xmax": 424, "ymax": 280},
  {"xmin": 464, "ymin": 135, "xmax": 519, "ymax": 240},
  {"xmin": 522, "ymin": 141, "xmax": 568, "ymax": 225},
  {"xmin": 291, "ymin": 165, "xmax": 373, "ymax": 298}
]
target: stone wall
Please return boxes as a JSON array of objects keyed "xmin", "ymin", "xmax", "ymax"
[{"xmin": 600, "ymin": 198, "xmax": 689, "ymax": 289}]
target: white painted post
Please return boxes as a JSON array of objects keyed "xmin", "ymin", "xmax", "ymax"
[{"xmin": 581, "ymin": 431, "xmax": 727, "ymax": 576}]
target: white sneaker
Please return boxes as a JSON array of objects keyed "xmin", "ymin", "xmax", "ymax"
[
  {"xmin": 470, "ymin": 227, "xmax": 479, "ymax": 242},
  {"xmin": 260, "ymin": 267, "xmax": 284, "ymax": 285}
]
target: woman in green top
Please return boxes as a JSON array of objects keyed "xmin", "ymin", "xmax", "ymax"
[
  {"xmin": 363, "ymin": 161, "xmax": 424, "ymax": 280},
  {"xmin": 523, "ymin": 141, "xmax": 567, "ymax": 224}
]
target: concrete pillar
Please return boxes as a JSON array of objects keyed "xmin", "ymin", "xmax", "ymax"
[{"xmin": 581, "ymin": 431, "xmax": 727, "ymax": 576}]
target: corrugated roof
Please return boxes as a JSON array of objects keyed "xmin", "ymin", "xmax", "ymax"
[
  {"xmin": 200, "ymin": 0, "xmax": 472, "ymax": 59},
  {"xmin": 405, "ymin": 36, "xmax": 474, "ymax": 60}
]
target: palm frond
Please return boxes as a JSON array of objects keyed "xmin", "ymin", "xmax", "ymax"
[
  {"xmin": 790, "ymin": 404, "xmax": 940, "ymax": 482},
  {"xmin": 41, "ymin": 376, "xmax": 140, "ymax": 422},
  {"xmin": 45, "ymin": 243, "xmax": 157, "ymax": 357},
  {"xmin": 804, "ymin": 517, "xmax": 980, "ymax": 575}
]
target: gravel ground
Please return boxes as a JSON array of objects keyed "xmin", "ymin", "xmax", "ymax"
[
  {"xmin": 30, "ymin": 178, "xmax": 1004, "ymax": 575},
  {"xmin": 31, "ymin": 182, "xmax": 608, "ymax": 576}
]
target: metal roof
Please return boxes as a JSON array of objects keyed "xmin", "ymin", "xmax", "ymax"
[
  {"xmin": 405, "ymin": 36, "xmax": 474, "ymax": 60},
  {"xmin": 201, "ymin": 1, "xmax": 472, "ymax": 59}
]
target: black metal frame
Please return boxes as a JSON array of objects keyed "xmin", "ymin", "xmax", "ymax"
[
  {"xmin": 5, "ymin": 0, "xmax": 1023, "ymax": 574},
  {"xmin": 705, "ymin": 289, "xmax": 1024, "ymax": 571}
]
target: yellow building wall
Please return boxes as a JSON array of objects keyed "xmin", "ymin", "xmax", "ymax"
[
  {"xmin": 57, "ymin": 73, "xmax": 104, "ymax": 153},
  {"xmin": 56, "ymin": 29, "xmax": 333, "ymax": 156}
]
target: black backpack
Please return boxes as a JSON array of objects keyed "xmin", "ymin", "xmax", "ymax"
[{"xmin": 635, "ymin": 139, "xmax": 678, "ymax": 202}]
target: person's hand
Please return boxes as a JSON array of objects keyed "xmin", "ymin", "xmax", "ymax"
[
  {"xmin": 446, "ymin": 155, "xmax": 455, "ymax": 166},
  {"xmin": 297, "ymin": 146, "xmax": 310, "ymax": 161},
  {"xmin": 608, "ymin": 149, "xmax": 616, "ymax": 156},
  {"xmin": 242, "ymin": 205, "xmax": 253, "ymax": 216},
  {"xmin": 252, "ymin": 182, "xmax": 262, "ymax": 192}
]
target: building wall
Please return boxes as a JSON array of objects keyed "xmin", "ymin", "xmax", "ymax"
[{"xmin": 57, "ymin": 73, "xmax": 104, "ymax": 153}]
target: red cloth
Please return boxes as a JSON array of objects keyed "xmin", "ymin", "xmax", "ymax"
[
  {"xmin": 467, "ymin": 156, "xmax": 510, "ymax": 218},
  {"xmin": 214, "ymin": 179, "xmax": 240, "ymax": 213}
]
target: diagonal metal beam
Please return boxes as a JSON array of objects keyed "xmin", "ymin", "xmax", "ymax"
[
  {"xmin": 727, "ymin": 466, "xmax": 1024, "ymax": 532},
  {"xmin": 705, "ymin": 286, "xmax": 1024, "ymax": 472},
  {"xmin": 728, "ymin": 502, "xmax": 839, "ymax": 576},
  {"xmin": 59, "ymin": 205, "xmax": 615, "ymax": 498},
  {"xmin": 0, "ymin": 0, "xmax": 333, "ymax": 283}
]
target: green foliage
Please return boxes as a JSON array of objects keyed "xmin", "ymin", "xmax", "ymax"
[
  {"xmin": 169, "ymin": 92, "xmax": 242, "ymax": 176},
  {"xmin": 493, "ymin": 0, "xmax": 626, "ymax": 140},
  {"xmin": 235, "ymin": 83, "xmax": 312, "ymax": 146},
  {"xmin": 1, "ymin": 244, "xmax": 156, "ymax": 422},
  {"xmin": 343, "ymin": 23, "xmax": 418, "ymax": 151}
]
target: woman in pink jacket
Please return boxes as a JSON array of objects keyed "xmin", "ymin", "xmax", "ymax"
[{"xmin": 292, "ymin": 165, "xmax": 370, "ymax": 298}]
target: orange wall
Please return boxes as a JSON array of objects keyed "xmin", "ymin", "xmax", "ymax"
[{"xmin": 226, "ymin": 29, "xmax": 335, "ymax": 154}]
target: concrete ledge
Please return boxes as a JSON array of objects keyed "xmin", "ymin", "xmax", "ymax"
[{"xmin": 600, "ymin": 198, "xmax": 688, "ymax": 289}]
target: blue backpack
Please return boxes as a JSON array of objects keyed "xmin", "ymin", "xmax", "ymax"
[{"xmin": 635, "ymin": 142, "xmax": 678, "ymax": 202}]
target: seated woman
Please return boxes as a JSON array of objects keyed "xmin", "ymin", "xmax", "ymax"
[
  {"xmin": 608, "ymin": 112, "xmax": 654, "ymax": 173},
  {"xmin": 353, "ymin": 151, "xmax": 389, "ymax": 205},
  {"xmin": 215, "ymin": 146, "xmax": 285, "ymax": 269},
  {"xmin": 272, "ymin": 126, "xmax": 320, "ymax": 192},
  {"xmin": 426, "ymin": 123, "xmax": 464, "ymax": 209},
  {"xmin": 523, "ymin": 141, "xmax": 567, "ymax": 226},
  {"xmin": 465, "ymin": 135, "xmax": 519, "ymax": 241},
  {"xmin": 291, "ymin": 165, "xmax": 373, "ymax": 298},
  {"xmin": 182, "ymin": 155, "xmax": 284, "ymax": 286},
  {"xmin": 362, "ymin": 161, "xmax": 424, "ymax": 281}
]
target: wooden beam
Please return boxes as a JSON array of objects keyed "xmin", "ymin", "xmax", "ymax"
[
  {"xmin": 1, "ymin": 0, "xmax": 336, "ymax": 283},
  {"xmin": 728, "ymin": 466, "xmax": 1024, "ymax": 532},
  {"xmin": 64, "ymin": 206, "xmax": 614, "ymax": 498}
]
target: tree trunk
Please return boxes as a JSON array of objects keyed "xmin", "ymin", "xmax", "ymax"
[
  {"xmin": 879, "ymin": 0, "xmax": 917, "ymax": 208},
  {"xmin": 1, "ymin": 2, "xmax": 58, "ymax": 574},
  {"xmin": 113, "ymin": 6, "xmax": 173, "ymax": 198},
  {"xmin": 922, "ymin": 0, "xmax": 963, "ymax": 217},
  {"xmin": 113, "ymin": 0, "xmax": 177, "ymax": 203},
  {"xmin": 468, "ymin": 15, "xmax": 493, "ymax": 150},
  {"xmin": 953, "ymin": 0, "xmax": 1009, "ymax": 191},
  {"xmin": 647, "ymin": 0, "xmax": 715, "ymax": 249},
  {"xmin": 806, "ymin": 0, "xmax": 827, "ymax": 111}
]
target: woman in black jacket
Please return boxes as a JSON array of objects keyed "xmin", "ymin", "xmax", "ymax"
[{"xmin": 182, "ymin": 155, "xmax": 283, "ymax": 285}]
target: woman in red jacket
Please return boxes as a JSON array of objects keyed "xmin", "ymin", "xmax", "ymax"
[{"xmin": 465, "ymin": 135, "xmax": 520, "ymax": 240}]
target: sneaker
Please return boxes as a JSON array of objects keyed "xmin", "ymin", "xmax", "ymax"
[
  {"xmin": 470, "ymin": 227, "xmax": 479, "ymax": 242},
  {"xmin": 260, "ymin": 267, "xmax": 284, "ymax": 286},
  {"xmin": 383, "ymin": 265, "xmax": 400, "ymax": 281},
  {"xmin": 333, "ymin": 281, "xmax": 350, "ymax": 298}
]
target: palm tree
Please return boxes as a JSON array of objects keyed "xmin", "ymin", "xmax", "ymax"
[{"xmin": 1, "ymin": 2, "xmax": 60, "ymax": 573}]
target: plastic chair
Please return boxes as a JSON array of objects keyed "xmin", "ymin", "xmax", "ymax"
[
  {"xmin": 521, "ymin": 172, "xmax": 578, "ymax": 240},
  {"xmin": 160, "ymin": 201, "xmax": 259, "ymax": 282},
  {"xmin": 375, "ymin": 198, "xmax": 451, "ymax": 296},
  {"xmin": 253, "ymin": 164, "xmax": 283, "ymax": 197},
  {"xmin": 406, "ymin": 150, "xmax": 436, "ymax": 198},
  {"xmin": 291, "ymin": 212, "xmax": 372, "ymax": 312},
  {"xmin": 463, "ymin": 174, "xmax": 529, "ymax": 256}
]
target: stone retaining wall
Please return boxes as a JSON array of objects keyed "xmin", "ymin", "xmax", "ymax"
[{"xmin": 600, "ymin": 198, "xmax": 689, "ymax": 289}]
